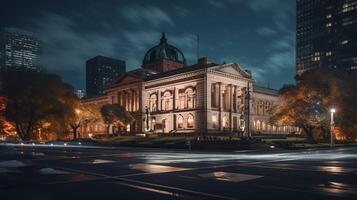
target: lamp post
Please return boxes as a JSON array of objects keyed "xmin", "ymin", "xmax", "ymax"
[{"xmin": 330, "ymin": 107, "xmax": 336, "ymax": 148}]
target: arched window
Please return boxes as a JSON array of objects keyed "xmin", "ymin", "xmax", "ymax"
[
  {"xmin": 256, "ymin": 120, "xmax": 261, "ymax": 130},
  {"xmin": 150, "ymin": 94, "xmax": 157, "ymax": 111},
  {"xmin": 185, "ymin": 88, "xmax": 195, "ymax": 109},
  {"xmin": 187, "ymin": 114, "xmax": 194, "ymax": 128},
  {"xmin": 177, "ymin": 115, "xmax": 184, "ymax": 129},
  {"xmin": 212, "ymin": 115, "xmax": 218, "ymax": 128},
  {"xmin": 222, "ymin": 116, "xmax": 229, "ymax": 128},
  {"xmin": 161, "ymin": 91, "xmax": 172, "ymax": 111}
]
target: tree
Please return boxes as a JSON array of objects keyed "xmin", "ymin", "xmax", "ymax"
[
  {"xmin": 67, "ymin": 103, "xmax": 101, "ymax": 139},
  {"xmin": 100, "ymin": 104, "xmax": 134, "ymax": 134},
  {"xmin": 270, "ymin": 68, "xmax": 357, "ymax": 140},
  {"xmin": 0, "ymin": 69, "xmax": 77, "ymax": 141}
]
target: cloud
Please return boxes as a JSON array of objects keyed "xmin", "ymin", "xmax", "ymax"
[
  {"xmin": 209, "ymin": 0, "xmax": 226, "ymax": 8},
  {"xmin": 28, "ymin": 13, "xmax": 123, "ymax": 88},
  {"xmin": 256, "ymin": 27, "xmax": 277, "ymax": 36},
  {"xmin": 173, "ymin": 5, "xmax": 190, "ymax": 17},
  {"xmin": 265, "ymin": 32, "xmax": 295, "ymax": 72},
  {"xmin": 120, "ymin": 5, "xmax": 175, "ymax": 27}
]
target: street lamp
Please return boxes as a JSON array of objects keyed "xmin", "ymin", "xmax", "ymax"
[{"xmin": 330, "ymin": 107, "xmax": 336, "ymax": 148}]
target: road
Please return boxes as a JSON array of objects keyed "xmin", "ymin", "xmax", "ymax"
[{"xmin": 0, "ymin": 143, "xmax": 357, "ymax": 200}]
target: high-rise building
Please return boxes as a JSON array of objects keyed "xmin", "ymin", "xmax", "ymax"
[
  {"xmin": 86, "ymin": 55, "xmax": 126, "ymax": 97},
  {"xmin": 75, "ymin": 89, "xmax": 86, "ymax": 99},
  {"xmin": 0, "ymin": 28, "xmax": 41, "ymax": 71},
  {"xmin": 296, "ymin": 0, "xmax": 357, "ymax": 75}
]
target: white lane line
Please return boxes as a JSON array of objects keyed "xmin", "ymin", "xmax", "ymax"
[
  {"xmin": 128, "ymin": 164, "xmax": 189, "ymax": 173},
  {"xmin": 115, "ymin": 182, "xmax": 198, "ymax": 199},
  {"xmin": 248, "ymin": 163, "xmax": 357, "ymax": 174},
  {"xmin": 251, "ymin": 183, "xmax": 357, "ymax": 198},
  {"xmin": 92, "ymin": 159, "xmax": 116, "ymax": 164},
  {"xmin": 199, "ymin": 172, "xmax": 263, "ymax": 183},
  {"xmin": 116, "ymin": 177, "xmax": 240, "ymax": 200},
  {"xmin": 49, "ymin": 165, "xmax": 239, "ymax": 200}
]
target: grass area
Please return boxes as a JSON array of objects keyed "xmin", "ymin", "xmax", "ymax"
[
  {"xmin": 94, "ymin": 135, "xmax": 193, "ymax": 146},
  {"xmin": 93, "ymin": 135, "xmax": 357, "ymax": 150}
]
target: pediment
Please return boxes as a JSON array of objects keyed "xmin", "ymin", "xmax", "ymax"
[
  {"xmin": 212, "ymin": 63, "xmax": 251, "ymax": 78},
  {"xmin": 112, "ymin": 73, "xmax": 142, "ymax": 86}
]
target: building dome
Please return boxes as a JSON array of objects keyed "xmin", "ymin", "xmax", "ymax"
[{"xmin": 142, "ymin": 33, "xmax": 186, "ymax": 65}]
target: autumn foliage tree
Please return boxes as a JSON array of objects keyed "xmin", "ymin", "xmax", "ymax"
[
  {"xmin": 0, "ymin": 69, "xmax": 78, "ymax": 141},
  {"xmin": 270, "ymin": 68, "xmax": 357, "ymax": 140},
  {"xmin": 67, "ymin": 103, "xmax": 101, "ymax": 139},
  {"xmin": 100, "ymin": 104, "xmax": 134, "ymax": 134}
]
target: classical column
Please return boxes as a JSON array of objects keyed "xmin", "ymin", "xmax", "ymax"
[
  {"xmin": 173, "ymin": 87, "xmax": 177, "ymax": 110},
  {"xmin": 157, "ymin": 90, "xmax": 161, "ymax": 111},
  {"xmin": 218, "ymin": 82, "xmax": 223, "ymax": 131},
  {"xmin": 131, "ymin": 90, "xmax": 135, "ymax": 112},
  {"xmin": 125, "ymin": 91, "xmax": 129, "ymax": 111},
  {"xmin": 234, "ymin": 85, "xmax": 238, "ymax": 112},
  {"xmin": 136, "ymin": 90, "xmax": 141, "ymax": 111},
  {"xmin": 229, "ymin": 84, "xmax": 234, "ymax": 131}
]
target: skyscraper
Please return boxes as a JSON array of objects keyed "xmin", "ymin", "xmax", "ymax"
[
  {"xmin": 0, "ymin": 28, "xmax": 41, "ymax": 71},
  {"xmin": 296, "ymin": 0, "xmax": 357, "ymax": 75},
  {"xmin": 86, "ymin": 55, "xmax": 126, "ymax": 97}
]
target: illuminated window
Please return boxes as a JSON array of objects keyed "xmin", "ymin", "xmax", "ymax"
[
  {"xmin": 185, "ymin": 88, "xmax": 195, "ymax": 109},
  {"xmin": 187, "ymin": 114, "xmax": 194, "ymax": 128},
  {"xmin": 212, "ymin": 115, "xmax": 218, "ymax": 128},
  {"xmin": 326, "ymin": 51, "xmax": 332, "ymax": 56},
  {"xmin": 326, "ymin": 14, "xmax": 332, "ymax": 19},
  {"xmin": 150, "ymin": 94, "xmax": 157, "ymax": 111},
  {"xmin": 222, "ymin": 116, "xmax": 229, "ymax": 128},
  {"xmin": 161, "ymin": 91, "xmax": 172, "ymax": 111},
  {"xmin": 326, "ymin": 23, "xmax": 332, "ymax": 28},
  {"xmin": 177, "ymin": 115, "xmax": 184, "ymax": 129},
  {"xmin": 341, "ymin": 40, "xmax": 349, "ymax": 45}
]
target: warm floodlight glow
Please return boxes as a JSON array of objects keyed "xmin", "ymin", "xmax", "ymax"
[
  {"xmin": 330, "ymin": 108, "xmax": 336, "ymax": 113},
  {"xmin": 75, "ymin": 108, "xmax": 81, "ymax": 114}
]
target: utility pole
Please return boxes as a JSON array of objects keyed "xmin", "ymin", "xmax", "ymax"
[
  {"xmin": 330, "ymin": 107, "xmax": 336, "ymax": 148},
  {"xmin": 245, "ymin": 82, "xmax": 251, "ymax": 138}
]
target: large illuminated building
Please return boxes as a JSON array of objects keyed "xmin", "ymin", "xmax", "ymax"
[
  {"xmin": 0, "ymin": 28, "xmax": 41, "ymax": 71},
  {"xmin": 81, "ymin": 33, "xmax": 298, "ymax": 137},
  {"xmin": 296, "ymin": 0, "xmax": 357, "ymax": 75}
]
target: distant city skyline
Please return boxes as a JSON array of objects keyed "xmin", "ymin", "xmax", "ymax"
[
  {"xmin": 0, "ymin": 27, "xmax": 41, "ymax": 70},
  {"xmin": 0, "ymin": 0, "xmax": 296, "ymax": 89},
  {"xmin": 297, "ymin": 0, "xmax": 357, "ymax": 75}
]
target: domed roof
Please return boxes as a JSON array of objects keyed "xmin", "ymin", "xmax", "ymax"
[{"xmin": 143, "ymin": 33, "xmax": 186, "ymax": 65}]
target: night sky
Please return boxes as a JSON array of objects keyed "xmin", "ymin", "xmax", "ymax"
[{"xmin": 1, "ymin": 0, "xmax": 296, "ymax": 90}]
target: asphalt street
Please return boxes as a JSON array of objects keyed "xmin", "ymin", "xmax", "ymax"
[{"xmin": 0, "ymin": 143, "xmax": 357, "ymax": 200}]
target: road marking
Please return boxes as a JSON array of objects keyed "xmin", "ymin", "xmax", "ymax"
[
  {"xmin": 115, "ymin": 182, "xmax": 198, "ymax": 199},
  {"xmin": 248, "ymin": 163, "xmax": 357, "ymax": 174},
  {"xmin": 251, "ymin": 183, "xmax": 357, "ymax": 198},
  {"xmin": 128, "ymin": 164, "xmax": 189, "ymax": 173},
  {"xmin": 92, "ymin": 159, "xmax": 116, "ymax": 164},
  {"xmin": 199, "ymin": 171, "xmax": 263, "ymax": 182},
  {"xmin": 50, "ymin": 165, "xmax": 240, "ymax": 200},
  {"xmin": 116, "ymin": 177, "xmax": 240, "ymax": 200}
]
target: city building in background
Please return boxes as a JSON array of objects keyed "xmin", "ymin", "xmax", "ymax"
[
  {"xmin": 296, "ymin": 0, "xmax": 357, "ymax": 75},
  {"xmin": 0, "ymin": 28, "xmax": 41, "ymax": 71},
  {"xmin": 75, "ymin": 89, "xmax": 86, "ymax": 99},
  {"xmin": 85, "ymin": 55, "xmax": 126, "ymax": 97},
  {"xmin": 81, "ymin": 33, "xmax": 299, "ymax": 137}
]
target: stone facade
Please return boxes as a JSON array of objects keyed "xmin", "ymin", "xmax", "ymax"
[
  {"xmin": 80, "ymin": 33, "xmax": 299, "ymax": 138},
  {"xmin": 81, "ymin": 61, "xmax": 298, "ymax": 137}
]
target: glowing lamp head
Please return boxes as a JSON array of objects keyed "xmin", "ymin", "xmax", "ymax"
[
  {"xmin": 75, "ymin": 108, "xmax": 81, "ymax": 114},
  {"xmin": 330, "ymin": 108, "xmax": 336, "ymax": 113}
]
